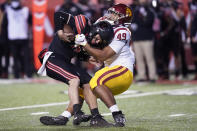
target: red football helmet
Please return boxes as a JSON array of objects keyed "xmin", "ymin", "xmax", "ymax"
[{"xmin": 105, "ymin": 4, "xmax": 133, "ymax": 25}]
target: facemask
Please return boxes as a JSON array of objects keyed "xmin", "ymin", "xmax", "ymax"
[
  {"xmin": 104, "ymin": 19, "xmax": 115, "ymax": 25},
  {"xmin": 11, "ymin": 1, "xmax": 20, "ymax": 8}
]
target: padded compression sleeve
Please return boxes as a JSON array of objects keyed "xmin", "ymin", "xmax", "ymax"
[{"xmin": 54, "ymin": 11, "xmax": 73, "ymax": 32}]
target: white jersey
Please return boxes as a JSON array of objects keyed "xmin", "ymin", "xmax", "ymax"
[
  {"xmin": 7, "ymin": 6, "xmax": 29, "ymax": 40},
  {"xmin": 104, "ymin": 25, "xmax": 135, "ymax": 72}
]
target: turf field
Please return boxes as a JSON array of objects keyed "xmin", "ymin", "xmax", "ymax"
[{"xmin": 0, "ymin": 78, "xmax": 197, "ymax": 131}]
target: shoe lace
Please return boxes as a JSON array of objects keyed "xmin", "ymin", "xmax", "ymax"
[{"xmin": 113, "ymin": 111, "xmax": 126, "ymax": 123}]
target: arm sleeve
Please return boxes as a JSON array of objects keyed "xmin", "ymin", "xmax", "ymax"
[
  {"xmin": 54, "ymin": 11, "xmax": 72, "ymax": 32},
  {"xmin": 109, "ymin": 40, "xmax": 125, "ymax": 53}
]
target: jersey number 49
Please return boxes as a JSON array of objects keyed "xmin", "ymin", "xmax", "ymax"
[{"xmin": 117, "ymin": 33, "xmax": 126, "ymax": 40}]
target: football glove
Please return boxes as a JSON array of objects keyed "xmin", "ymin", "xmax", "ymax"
[{"xmin": 75, "ymin": 34, "xmax": 87, "ymax": 46}]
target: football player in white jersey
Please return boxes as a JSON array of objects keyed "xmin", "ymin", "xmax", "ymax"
[{"xmin": 75, "ymin": 4, "xmax": 135, "ymax": 127}]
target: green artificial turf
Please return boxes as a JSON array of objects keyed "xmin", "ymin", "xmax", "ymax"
[{"xmin": 0, "ymin": 79, "xmax": 196, "ymax": 131}]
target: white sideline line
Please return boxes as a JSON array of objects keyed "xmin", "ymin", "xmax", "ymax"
[
  {"xmin": 31, "ymin": 112, "xmax": 49, "ymax": 115},
  {"xmin": 169, "ymin": 114, "xmax": 186, "ymax": 117},
  {"xmin": 0, "ymin": 87, "xmax": 196, "ymax": 112},
  {"xmin": 115, "ymin": 87, "xmax": 197, "ymax": 99},
  {"xmin": 0, "ymin": 101, "xmax": 69, "ymax": 111}
]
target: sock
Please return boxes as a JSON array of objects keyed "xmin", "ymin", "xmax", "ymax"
[
  {"xmin": 61, "ymin": 111, "xmax": 72, "ymax": 118},
  {"xmin": 91, "ymin": 108, "xmax": 99, "ymax": 116},
  {"xmin": 109, "ymin": 105, "xmax": 119, "ymax": 113},
  {"xmin": 73, "ymin": 104, "xmax": 81, "ymax": 114}
]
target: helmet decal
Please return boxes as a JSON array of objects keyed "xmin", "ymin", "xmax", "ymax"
[{"xmin": 126, "ymin": 7, "xmax": 132, "ymax": 17}]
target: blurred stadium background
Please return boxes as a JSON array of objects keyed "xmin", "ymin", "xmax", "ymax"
[{"xmin": 0, "ymin": 0, "xmax": 196, "ymax": 81}]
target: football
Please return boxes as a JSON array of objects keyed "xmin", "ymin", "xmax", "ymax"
[{"xmin": 63, "ymin": 24, "xmax": 75, "ymax": 41}]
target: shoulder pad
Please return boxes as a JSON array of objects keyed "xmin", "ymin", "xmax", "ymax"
[{"xmin": 113, "ymin": 27, "xmax": 131, "ymax": 41}]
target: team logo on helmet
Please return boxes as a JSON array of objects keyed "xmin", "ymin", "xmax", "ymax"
[{"xmin": 126, "ymin": 7, "xmax": 132, "ymax": 17}]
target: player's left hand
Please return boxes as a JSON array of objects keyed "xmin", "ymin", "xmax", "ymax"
[{"xmin": 75, "ymin": 34, "xmax": 87, "ymax": 46}]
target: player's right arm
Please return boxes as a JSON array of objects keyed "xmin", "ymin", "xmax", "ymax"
[
  {"xmin": 88, "ymin": 27, "xmax": 131, "ymax": 61},
  {"xmin": 54, "ymin": 11, "xmax": 73, "ymax": 42},
  {"xmin": 75, "ymin": 27, "xmax": 131, "ymax": 62}
]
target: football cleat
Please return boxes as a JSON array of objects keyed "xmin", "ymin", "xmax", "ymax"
[
  {"xmin": 112, "ymin": 111, "xmax": 126, "ymax": 127},
  {"xmin": 90, "ymin": 114, "xmax": 114, "ymax": 127},
  {"xmin": 40, "ymin": 115, "xmax": 68, "ymax": 126},
  {"xmin": 73, "ymin": 111, "xmax": 92, "ymax": 125}
]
